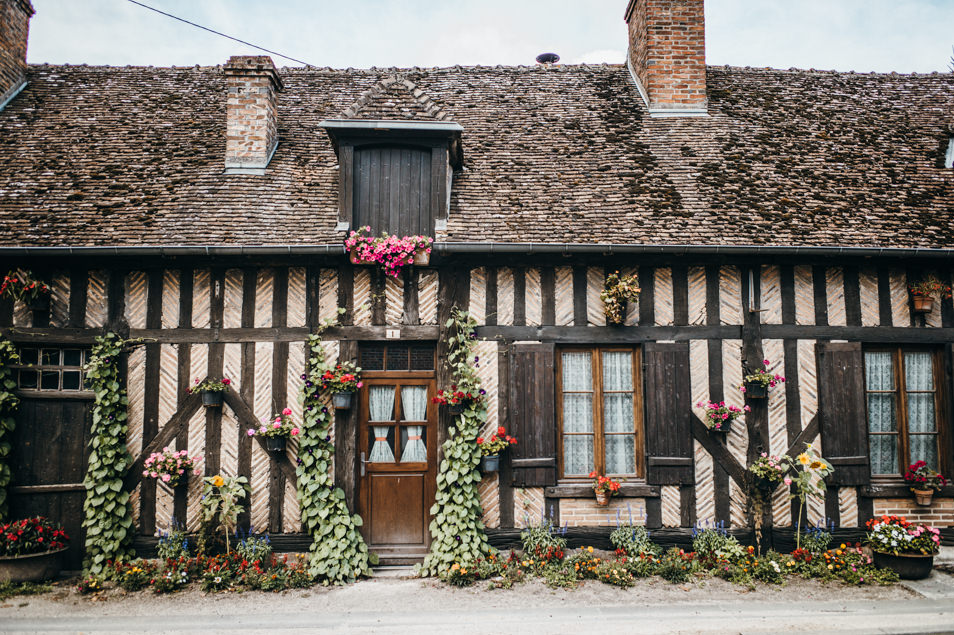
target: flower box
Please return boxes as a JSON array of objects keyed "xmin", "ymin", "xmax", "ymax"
[
  {"xmin": 333, "ymin": 391, "xmax": 354, "ymax": 410},
  {"xmin": 743, "ymin": 380, "xmax": 768, "ymax": 399},
  {"xmin": 872, "ymin": 551, "xmax": 934, "ymax": 580},
  {"xmin": 0, "ymin": 547, "xmax": 67, "ymax": 583},
  {"xmin": 201, "ymin": 390, "xmax": 224, "ymax": 408},
  {"xmin": 265, "ymin": 436, "xmax": 286, "ymax": 453},
  {"xmin": 479, "ymin": 454, "xmax": 500, "ymax": 473}
]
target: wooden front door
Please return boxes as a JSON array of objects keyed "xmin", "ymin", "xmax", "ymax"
[
  {"xmin": 9, "ymin": 346, "xmax": 93, "ymax": 570},
  {"xmin": 355, "ymin": 344, "xmax": 437, "ymax": 563}
]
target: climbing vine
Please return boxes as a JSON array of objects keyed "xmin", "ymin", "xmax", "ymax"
[
  {"xmin": 81, "ymin": 333, "xmax": 135, "ymax": 575},
  {"xmin": 297, "ymin": 313, "xmax": 373, "ymax": 584},
  {"xmin": 0, "ymin": 338, "xmax": 19, "ymax": 521},
  {"xmin": 419, "ymin": 308, "xmax": 493, "ymax": 576}
]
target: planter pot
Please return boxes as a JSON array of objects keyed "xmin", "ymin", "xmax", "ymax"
[
  {"xmin": 349, "ymin": 248, "xmax": 374, "ymax": 266},
  {"xmin": 447, "ymin": 403, "xmax": 465, "ymax": 416},
  {"xmin": 333, "ymin": 391, "xmax": 354, "ymax": 410},
  {"xmin": 912, "ymin": 488, "xmax": 935, "ymax": 507},
  {"xmin": 595, "ymin": 490, "xmax": 611, "ymax": 507},
  {"xmin": 744, "ymin": 381, "xmax": 768, "ymax": 399},
  {"xmin": 265, "ymin": 436, "xmax": 287, "ymax": 453},
  {"xmin": 27, "ymin": 294, "xmax": 51, "ymax": 313},
  {"xmin": 413, "ymin": 250, "xmax": 430, "ymax": 266},
  {"xmin": 201, "ymin": 390, "xmax": 224, "ymax": 408},
  {"xmin": 872, "ymin": 550, "xmax": 934, "ymax": 580},
  {"xmin": 479, "ymin": 454, "xmax": 500, "ymax": 473},
  {"xmin": 754, "ymin": 477, "xmax": 778, "ymax": 496},
  {"xmin": 0, "ymin": 548, "xmax": 66, "ymax": 583},
  {"xmin": 912, "ymin": 295, "xmax": 934, "ymax": 313},
  {"xmin": 708, "ymin": 418, "xmax": 733, "ymax": 435}
]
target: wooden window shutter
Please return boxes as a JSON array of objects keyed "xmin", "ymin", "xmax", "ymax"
[
  {"xmin": 508, "ymin": 343, "xmax": 557, "ymax": 487},
  {"xmin": 816, "ymin": 341, "xmax": 870, "ymax": 486},
  {"xmin": 643, "ymin": 341, "xmax": 694, "ymax": 485}
]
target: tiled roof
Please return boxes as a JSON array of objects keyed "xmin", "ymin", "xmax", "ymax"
[{"xmin": 0, "ymin": 63, "xmax": 951, "ymax": 248}]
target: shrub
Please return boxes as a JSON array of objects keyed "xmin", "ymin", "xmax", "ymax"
[
  {"xmin": 658, "ymin": 547, "xmax": 696, "ymax": 584},
  {"xmin": 112, "ymin": 559, "xmax": 155, "ymax": 592},
  {"xmin": 520, "ymin": 513, "xmax": 567, "ymax": 558},
  {"xmin": 156, "ymin": 525, "xmax": 190, "ymax": 561},
  {"xmin": 236, "ymin": 532, "xmax": 273, "ymax": 564},
  {"xmin": 797, "ymin": 520, "xmax": 834, "ymax": 555},
  {"xmin": 595, "ymin": 560, "xmax": 636, "ymax": 588},
  {"xmin": 609, "ymin": 524, "xmax": 660, "ymax": 556},
  {"xmin": 691, "ymin": 524, "xmax": 744, "ymax": 568}
]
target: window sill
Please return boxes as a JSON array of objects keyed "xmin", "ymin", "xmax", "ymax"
[
  {"xmin": 861, "ymin": 482, "xmax": 954, "ymax": 498},
  {"xmin": 544, "ymin": 484, "xmax": 660, "ymax": 498}
]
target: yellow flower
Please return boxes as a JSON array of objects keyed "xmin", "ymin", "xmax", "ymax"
[
  {"xmin": 809, "ymin": 461, "xmax": 823, "ymax": 469},
  {"xmin": 798, "ymin": 453, "xmax": 809, "ymax": 465},
  {"xmin": 839, "ymin": 543, "xmax": 846, "ymax": 549},
  {"xmin": 827, "ymin": 564, "xmax": 833, "ymax": 570},
  {"xmin": 450, "ymin": 563, "xmax": 460, "ymax": 571},
  {"xmin": 212, "ymin": 475, "xmax": 225, "ymax": 487},
  {"xmin": 587, "ymin": 546, "xmax": 594, "ymax": 553}
]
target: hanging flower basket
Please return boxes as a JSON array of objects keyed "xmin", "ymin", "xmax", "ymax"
[
  {"xmin": 872, "ymin": 551, "xmax": 934, "ymax": 580},
  {"xmin": 333, "ymin": 391, "xmax": 354, "ymax": 410},
  {"xmin": 912, "ymin": 295, "xmax": 934, "ymax": 313},
  {"xmin": 201, "ymin": 390, "xmax": 224, "ymax": 408},
  {"xmin": 265, "ymin": 436, "xmax": 286, "ymax": 453},
  {"xmin": 0, "ymin": 548, "xmax": 67, "ymax": 583},
  {"xmin": 908, "ymin": 278, "xmax": 951, "ymax": 315},
  {"xmin": 743, "ymin": 381, "xmax": 767, "ymax": 399},
  {"xmin": 711, "ymin": 418, "xmax": 733, "ymax": 434},
  {"xmin": 479, "ymin": 454, "xmax": 500, "ymax": 473},
  {"xmin": 912, "ymin": 488, "xmax": 934, "ymax": 507},
  {"xmin": 600, "ymin": 271, "xmax": 639, "ymax": 325}
]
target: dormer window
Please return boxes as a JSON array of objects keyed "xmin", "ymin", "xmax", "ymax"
[{"xmin": 319, "ymin": 120, "xmax": 463, "ymax": 236}]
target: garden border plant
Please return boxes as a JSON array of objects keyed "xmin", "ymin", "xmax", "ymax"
[
  {"xmin": 81, "ymin": 333, "xmax": 135, "ymax": 575},
  {"xmin": 0, "ymin": 337, "xmax": 19, "ymax": 520},
  {"xmin": 297, "ymin": 312, "xmax": 374, "ymax": 584},
  {"xmin": 419, "ymin": 308, "xmax": 494, "ymax": 576}
]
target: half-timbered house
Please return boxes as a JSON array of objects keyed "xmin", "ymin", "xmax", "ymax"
[{"xmin": 1, "ymin": 0, "xmax": 952, "ymax": 567}]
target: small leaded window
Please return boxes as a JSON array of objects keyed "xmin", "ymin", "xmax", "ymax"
[
  {"xmin": 15, "ymin": 347, "xmax": 90, "ymax": 392},
  {"xmin": 359, "ymin": 343, "xmax": 435, "ymax": 372}
]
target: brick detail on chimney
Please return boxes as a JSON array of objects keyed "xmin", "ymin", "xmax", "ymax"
[
  {"xmin": 224, "ymin": 55, "xmax": 283, "ymax": 171},
  {"xmin": 0, "ymin": 0, "xmax": 34, "ymax": 108},
  {"xmin": 625, "ymin": 0, "xmax": 707, "ymax": 114}
]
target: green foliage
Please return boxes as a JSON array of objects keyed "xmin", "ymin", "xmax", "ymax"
[
  {"xmin": 520, "ymin": 513, "xmax": 567, "ymax": 556},
  {"xmin": 236, "ymin": 532, "xmax": 272, "ymax": 563},
  {"xmin": 0, "ymin": 338, "xmax": 19, "ymax": 520},
  {"xmin": 113, "ymin": 559, "xmax": 156, "ymax": 592},
  {"xmin": 200, "ymin": 474, "xmax": 248, "ymax": 554},
  {"xmin": 419, "ymin": 308, "xmax": 494, "ymax": 576},
  {"xmin": 156, "ymin": 525, "xmax": 190, "ymax": 560},
  {"xmin": 610, "ymin": 524, "xmax": 660, "ymax": 556},
  {"xmin": 692, "ymin": 525, "xmax": 745, "ymax": 567},
  {"xmin": 657, "ymin": 547, "xmax": 698, "ymax": 584},
  {"xmin": 297, "ymin": 314, "xmax": 373, "ymax": 585},
  {"xmin": 0, "ymin": 580, "xmax": 52, "ymax": 601},
  {"xmin": 81, "ymin": 333, "xmax": 134, "ymax": 576}
]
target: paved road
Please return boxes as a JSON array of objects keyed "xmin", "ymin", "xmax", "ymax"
[{"xmin": 3, "ymin": 598, "xmax": 954, "ymax": 635}]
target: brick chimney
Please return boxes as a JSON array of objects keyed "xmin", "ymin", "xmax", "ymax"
[
  {"xmin": 0, "ymin": 0, "xmax": 34, "ymax": 109},
  {"xmin": 223, "ymin": 55, "xmax": 283, "ymax": 173},
  {"xmin": 624, "ymin": 0, "xmax": 707, "ymax": 116}
]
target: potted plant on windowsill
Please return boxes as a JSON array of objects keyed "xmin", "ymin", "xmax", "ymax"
[
  {"xmin": 908, "ymin": 277, "xmax": 952, "ymax": 314},
  {"xmin": 432, "ymin": 385, "xmax": 485, "ymax": 416},
  {"xmin": 476, "ymin": 426, "xmax": 517, "ymax": 473},
  {"xmin": 589, "ymin": 471, "xmax": 621, "ymax": 506},
  {"xmin": 0, "ymin": 517, "xmax": 70, "ymax": 583},
  {"xmin": 866, "ymin": 515, "xmax": 940, "ymax": 580},
  {"xmin": 741, "ymin": 359, "xmax": 785, "ymax": 399},
  {"xmin": 188, "ymin": 377, "xmax": 232, "ymax": 408},
  {"xmin": 1, "ymin": 270, "xmax": 52, "ymax": 313},
  {"xmin": 599, "ymin": 270, "xmax": 640, "ymax": 325},
  {"xmin": 316, "ymin": 362, "xmax": 362, "ymax": 409},
  {"xmin": 698, "ymin": 400, "xmax": 750, "ymax": 434},
  {"xmin": 247, "ymin": 408, "xmax": 300, "ymax": 452},
  {"xmin": 142, "ymin": 447, "xmax": 202, "ymax": 489},
  {"xmin": 904, "ymin": 461, "xmax": 947, "ymax": 506},
  {"xmin": 344, "ymin": 226, "xmax": 434, "ymax": 278}
]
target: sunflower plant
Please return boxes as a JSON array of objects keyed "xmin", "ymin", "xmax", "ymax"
[
  {"xmin": 782, "ymin": 445, "xmax": 833, "ymax": 551},
  {"xmin": 200, "ymin": 474, "xmax": 248, "ymax": 554}
]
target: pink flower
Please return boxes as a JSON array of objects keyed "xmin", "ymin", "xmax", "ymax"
[
  {"xmin": 247, "ymin": 429, "xmax": 255, "ymax": 436},
  {"xmin": 142, "ymin": 470, "xmax": 149, "ymax": 477},
  {"xmin": 194, "ymin": 469, "xmax": 201, "ymax": 476},
  {"xmin": 161, "ymin": 473, "xmax": 171, "ymax": 482},
  {"xmin": 275, "ymin": 417, "xmax": 282, "ymax": 423},
  {"xmin": 783, "ymin": 477, "xmax": 792, "ymax": 486},
  {"xmin": 273, "ymin": 422, "xmax": 281, "ymax": 429},
  {"xmin": 357, "ymin": 381, "xmax": 363, "ymax": 388},
  {"xmin": 291, "ymin": 428, "xmax": 299, "ymax": 436},
  {"xmin": 150, "ymin": 471, "xmax": 158, "ymax": 478},
  {"xmin": 222, "ymin": 378, "xmax": 231, "ymax": 385},
  {"xmin": 282, "ymin": 407, "xmax": 292, "ymax": 416}
]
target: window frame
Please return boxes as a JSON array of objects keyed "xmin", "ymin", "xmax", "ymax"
[
  {"xmin": 863, "ymin": 345, "xmax": 950, "ymax": 481},
  {"xmin": 12, "ymin": 346, "xmax": 92, "ymax": 399},
  {"xmin": 556, "ymin": 345, "xmax": 644, "ymax": 481}
]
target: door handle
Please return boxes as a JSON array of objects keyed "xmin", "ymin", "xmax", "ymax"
[{"xmin": 360, "ymin": 451, "xmax": 367, "ymax": 477}]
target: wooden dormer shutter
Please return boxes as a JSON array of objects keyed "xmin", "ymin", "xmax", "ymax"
[
  {"xmin": 508, "ymin": 343, "xmax": 557, "ymax": 487},
  {"xmin": 643, "ymin": 342, "xmax": 694, "ymax": 485},
  {"xmin": 816, "ymin": 342, "xmax": 870, "ymax": 486}
]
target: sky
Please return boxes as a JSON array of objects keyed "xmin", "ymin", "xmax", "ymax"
[{"xmin": 25, "ymin": 0, "xmax": 954, "ymax": 73}]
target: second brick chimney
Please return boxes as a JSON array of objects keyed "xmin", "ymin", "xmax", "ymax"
[
  {"xmin": 224, "ymin": 55, "xmax": 283, "ymax": 173},
  {"xmin": 624, "ymin": 0, "xmax": 707, "ymax": 116},
  {"xmin": 0, "ymin": 0, "xmax": 34, "ymax": 110}
]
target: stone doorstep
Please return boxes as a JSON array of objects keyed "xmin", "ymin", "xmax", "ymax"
[{"xmin": 372, "ymin": 565, "xmax": 417, "ymax": 579}]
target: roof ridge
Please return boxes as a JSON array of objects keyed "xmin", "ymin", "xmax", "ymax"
[{"xmin": 340, "ymin": 74, "xmax": 449, "ymax": 120}]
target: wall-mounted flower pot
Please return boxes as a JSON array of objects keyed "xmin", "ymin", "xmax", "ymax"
[
  {"xmin": 912, "ymin": 488, "xmax": 934, "ymax": 507},
  {"xmin": 754, "ymin": 477, "xmax": 777, "ymax": 495},
  {"xmin": 349, "ymin": 249, "xmax": 374, "ymax": 266},
  {"xmin": 201, "ymin": 390, "xmax": 224, "ymax": 408},
  {"xmin": 27, "ymin": 294, "xmax": 51, "ymax": 313},
  {"xmin": 708, "ymin": 419, "xmax": 733, "ymax": 434},
  {"xmin": 265, "ymin": 436, "xmax": 286, "ymax": 453},
  {"xmin": 413, "ymin": 251, "xmax": 430, "ymax": 266},
  {"xmin": 912, "ymin": 295, "xmax": 934, "ymax": 313},
  {"xmin": 333, "ymin": 391, "xmax": 353, "ymax": 410},
  {"xmin": 447, "ymin": 403, "xmax": 465, "ymax": 416},
  {"xmin": 606, "ymin": 300, "xmax": 629, "ymax": 326},
  {"xmin": 479, "ymin": 454, "xmax": 500, "ymax": 473},
  {"xmin": 0, "ymin": 548, "xmax": 66, "ymax": 583},
  {"xmin": 595, "ymin": 490, "xmax": 610, "ymax": 507},
  {"xmin": 743, "ymin": 381, "xmax": 767, "ymax": 399},
  {"xmin": 872, "ymin": 551, "xmax": 934, "ymax": 580}
]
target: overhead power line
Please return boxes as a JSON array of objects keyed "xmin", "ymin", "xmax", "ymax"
[{"xmin": 125, "ymin": 0, "xmax": 315, "ymax": 67}]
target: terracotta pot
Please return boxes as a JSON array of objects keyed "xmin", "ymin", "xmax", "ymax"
[
  {"xmin": 595, "ymin": 490, "xmax": 610, "ymax": 507},
  {"xmin": 0, "ymin": 548, "xmax": 66, "ymax": 583},
  {"xmin": 912, "ymin": 295, "xmax": 934, "ymax": 313},
  {"xmin": 201, "ymin": 390, "xmax": 224, "ymax": 408},
  {"xmin": 744, "ymin": 381, "xmax": 767, "ymax": 399},
  {"xmin": 913, "ymin": 488, "xmax": 934, "ymax": 507},
  {"xmin": 265, "ymin": 436, "xmax": 286, "ymax": 453},
  {"xmin": 333, "ymin": 391, "xmax": 354, "ymax": 410},
  {"xmin": 479, "ymin": 454, "xmax": 500, "ymax": 473},
  {"xmin": 413, "ymin": 250, "xmax": 430, "ymax": 266},
  {"xmin": 872, "ymin": 550, "xmax": 934, "ymax": 580}
]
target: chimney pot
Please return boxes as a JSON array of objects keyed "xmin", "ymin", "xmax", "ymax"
[{"xmin": 223, "ymin": 55, "xmax": 282, "ymax": 172}]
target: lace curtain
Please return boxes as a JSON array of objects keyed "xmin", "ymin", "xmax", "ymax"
[
  {"xmin": 865, "ymin": 351, "xmax": 897, "ymax": 474},
  {"xmin": 400, "ymin": 386, "xmax": 427, "ymax": 463},
  {"xmin": 368, "ymin": 386, "xmax": 395, "ymax": 463},
  {"xmin": 562, "ymin": 352, "xmax": 593, "ymax": 476},
  {"xmin": 602, "ymin": 351, "xmax": 635, "ymax": 475},
  {"xmin": 905, "ymin": 352, "xmax": 937, "ymax": 469}
]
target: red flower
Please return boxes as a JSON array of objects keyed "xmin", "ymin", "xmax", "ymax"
[
  {"xmin": 589, "ymin": 470, "xmax": 597, "ymax": 478},
  {"xmin": 476, "ymin": 437, "xmax": 483, "ymax": 444},
  {"xmin": 497, "ymin": 426, "xmax": 506, "ymax": 436}
]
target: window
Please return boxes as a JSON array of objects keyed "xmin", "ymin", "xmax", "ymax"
[
  {"xmin": 15, "ymin": 347, "xmax": 90, "ymax": 393},
  {"xmin": 359, "ymin": 343, "xmax": 435, "ymax": 372},
  {"xmin": 864, "ymin": 347, "xmax": 944, "ymax": 476},
  {"xmin": 558, "ymin": 347, "xmax": 643, "ymax": 479}
]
